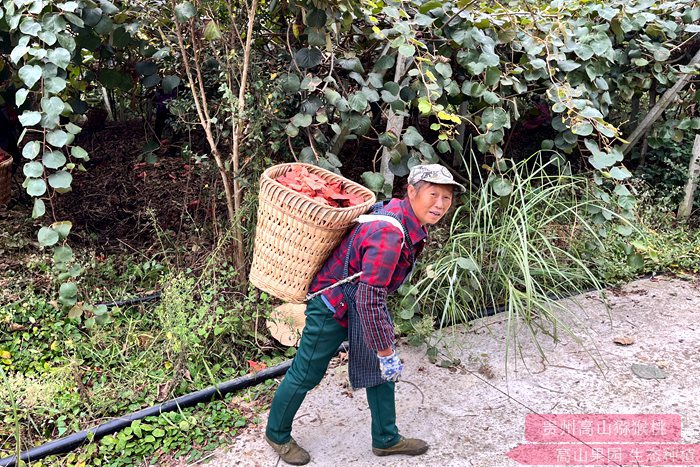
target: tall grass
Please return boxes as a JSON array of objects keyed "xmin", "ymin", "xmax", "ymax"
[{"xmin": 412, "ymin": 153, "xmax": 608, "ymax": 359}]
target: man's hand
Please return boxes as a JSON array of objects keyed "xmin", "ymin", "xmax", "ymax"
[{"xmin": 378, "ymin": 349, "xmax": 403, "ymax": 382}]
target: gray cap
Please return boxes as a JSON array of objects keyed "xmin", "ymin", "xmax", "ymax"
[{"xmin": 407, "ymin": 164, "xmax": 466, "ymax": 192}]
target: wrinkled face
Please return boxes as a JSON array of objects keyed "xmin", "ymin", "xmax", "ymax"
[{"xmin": 407, "ymin": 182, "xmax": 454, "ymax": 226}]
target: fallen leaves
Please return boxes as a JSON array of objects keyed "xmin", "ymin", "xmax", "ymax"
[
  {"xmin": 247, "ymin": 360, "xmax": 267, "ymax": 373},
  {"xmin": 613, "ymin": 336, "xmax": 635, "ymax": 346},
  {"xmin": 275, "ymin": 165, "xmax": 365, "ymax": 208}
]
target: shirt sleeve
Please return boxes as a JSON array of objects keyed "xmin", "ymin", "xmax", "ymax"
[
  {"xmin": 355, "ymin": 281, "xmax": 394, "ymax": 351},
  {"xmin": 354, "ymin": 226, "xmax": 403, "ymax": 351}
]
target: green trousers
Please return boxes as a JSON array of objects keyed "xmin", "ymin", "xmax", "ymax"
[{"xmin": 266, "ymin": 297, "xmax": 401, "ymax": 449}]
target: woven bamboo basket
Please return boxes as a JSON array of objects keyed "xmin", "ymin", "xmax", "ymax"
[
  {"xmin": 249, "ymin": 163, "xmax": 376, "ymax": 303},
  {"xmin": 0, "ymin": 151, "xmax": 11, "ymax": 206}
]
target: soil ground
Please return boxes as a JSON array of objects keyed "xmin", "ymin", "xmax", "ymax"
[{"xmin": 204, "ymin": 275, "xmax": 700, "ymax": 467}]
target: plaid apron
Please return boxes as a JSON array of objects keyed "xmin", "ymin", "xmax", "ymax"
[{"xmin": 342, "ymin": 208, "xmax": 414, "ymax": 389}]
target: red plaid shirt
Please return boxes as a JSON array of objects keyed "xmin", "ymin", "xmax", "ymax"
[{"xmin": 309, "ymin": 197, "xmax": 428, "ymax": 350}]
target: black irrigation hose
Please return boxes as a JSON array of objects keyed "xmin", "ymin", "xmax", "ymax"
[
  {"xmin": 96, "ymin": 292, "xmax": 161, "ymax": 309},
  {"xmin": 2, "ymin": 280, "xmax": 615, "ymax": 466}
]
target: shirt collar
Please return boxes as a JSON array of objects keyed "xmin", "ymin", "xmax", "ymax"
[{"xmin": 398, "ymin": 197, "xmax": 428, "ymax": 245}]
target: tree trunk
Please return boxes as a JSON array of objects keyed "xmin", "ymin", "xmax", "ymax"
[
  {"xmin": 230, "ymin": 0, "xmax": 258, "ymax": 286},
  {"xmin": 678, "ymin": 135, "xmax": 700, "ymax": 221},
  {"xmin": 623, "ymin": 48, "xmax": 700, "ymax": 156},
  {"xmin": 379, "ymin": 55, "xmax": 411, "ymax": 196}
]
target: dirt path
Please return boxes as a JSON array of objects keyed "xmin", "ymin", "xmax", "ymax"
[{"xmin": 204, "ymin": 276, "xmax": 700, "ymax": 467}]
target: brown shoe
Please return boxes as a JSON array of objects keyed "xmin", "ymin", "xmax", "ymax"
[
  {"xmin": 264, "ymin": 435, "xmax": 311, "ymax": 465},
  {"xmin": 372, "ymin": 436, "xmax": 429, "ymax": 457}
]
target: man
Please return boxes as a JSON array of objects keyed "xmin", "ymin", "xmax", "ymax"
[{"xmin": 265, "ymin": 164, "xmax": 466, "ymax": 465}]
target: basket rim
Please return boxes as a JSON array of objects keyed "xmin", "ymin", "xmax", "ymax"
[
  {"xmin": 0, "ymin": 157, "xmax": 11, "ymax": 169},
  {"xmin": 262, "ymin": 162, "xmax": 375, "ymax": 212}
]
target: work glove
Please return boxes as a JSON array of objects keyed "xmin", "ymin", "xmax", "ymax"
[{"xmin": 378, "ymin": 350, "xmax": 403, "ymax": 382}]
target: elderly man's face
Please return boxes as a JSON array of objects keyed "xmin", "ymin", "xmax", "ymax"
[{"xmin": 407, "ymin": 182, "xmax": 454, "ymax": 226}]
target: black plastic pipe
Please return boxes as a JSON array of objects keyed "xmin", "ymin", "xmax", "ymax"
[{"xmin": 97, "ymin": 292, "xmax": 161, "ymax": 309}]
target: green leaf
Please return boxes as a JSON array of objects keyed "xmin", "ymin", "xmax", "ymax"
[
  {"xmin": 419, "ymin": 0, "xmax": 442, "ymax": 13},
  {"xmin": 610, "ymin": 167, "xmax": 632, "ymax": 180},
  {"xmin": 279, "ymin": 74, "xmax": 301, "ymax": 93},
  {"xmin": 47, "ymin": 48, "xmax": 71, "ymax": 69},
  {"xmin": 66, "ymin": 123, "xmax": 82, "ymax": 135},
  {"xmin": 482, "ymin": 91, "xmax": 500, "ymax": 105},
  {"xmin": 306, "ymin": 9, "xmax": 327, "ymax": 27},
  {"xmin": 32, "ymin": 199, "xmax": 46, "ymax": 218},
  {"xmin": 175, "ymin": 2, "xmax": 196, "ymax": 22},
  {"xmin": 615, "ymin": 224, "xmax": 634, "ymax": 236},
  {"xmin": 529, "ymin": 58, "xmax": 546, "ymax": 69},
  {"xmin": 580, "ymin": 107, "xmax": 603, "ymax": 119},
  {"xmin": 295, "ymin": 48, "xmax": 322, "ymax": 68},
  {"xmin": 71, "ymin": 146, "xmax": 89, "ymax": 159},
  {"xmin": 614, "ymin": 185, "xmax": 631, "ymax": 197},
  {"xmin": 45, "ymin": 77, "xmax": 67, "ymax": 93},
  {"xmin": 38, "ymin": 226, "xmax": 59, "ymax": 247},
  {"xmin": 27, "ymin": 178, "xmax": 47, "ymax": 197},
  {"xmin": 57, "ymin": 33, "xmax": 76, "ymax": 52},
  {"xmin": 59, "ymin": 281, "xmax": 78, "ymax": 298},
  {"xmin": 348, "ymin": 93, "xmax": 368, "ymax": 112},
  {"xmin": 162, "ymin": 75, "xmax": 180, "ymax": 94},
  {"xmin": 47, "ymin": 130, "xmax": 70, "ymax": 147},
  {"xmin": 491, "ymin": 178, "xmax": 513, "ymax": 196},
  {"xmin": 23, "ymin": 141, "xmax": 41, "ymax": 160},
  {"xmin": 64, "ymin": 12, "xmax": 84, "ymax": 27},
  {"xmin": 203, "ymin": 21, "xmax": 221, "ymax": 40},
  {"xmin": 291, "ymin": 113, "xmax": 312, "ymax": 128},
  {"xmin": 99, "ymin": 0, "xmax": 119, "ymax": 14},
  {"xmin": 52, "ymin": 221, "xmax": 72, "ymax": 238},
  {"xmin": 43, "ymin": 151, "xmax": 67, "ymax": 169},
  {"xmin": 42, "ymin": 96, "xmax": 66, "ymax": 117},
  {"xmin": 653, "ymin": 47, "xmax": 670, "ymax": 62},
  {"xmin": 378, "ymin": 131, "xmax": 398, "ymax": 148},
  {"xmin": 556, "ymin": 60, "xmax": 580, "ymax": 72},
  {"xmin": 99, "ymin": 69, "xmax": 134, "ymax": 92},
  {"xmin": 142, "ymin": 75, "xmax": 160, "ymax": 88},
  {"xmin": 402, "ymin": 126, "xmax": 423, "ymax": 146},
  {"xmin": 48, "ymin": 171, "xmax": 73, "ymax": 189},
  {"xmin": 589, "ymin": 153, "xmax": 617, "ymax": 170},
  {"xmin": 435, "ymin": 62, "xmax": 452, "ymax": 78},
  {"xmin": 19, "ymin": 64, "xmax": 42, "ymax": 89},
  {"xmin": 485, "ymin": 67, "xmax": 501, "ymax": 87},
  {"xmin": 417, "ymin": 99, "xmax": 431, "ymax": 114},
  {"xmin": 15, "ymin": 89, "xmax": 29, "ymax": 108},
  {"xmin": 627, "ymin": 253, "xmax": 644, "ymax": 270},
  {"xmin": 23, "ymin": 161, "xmax": 44, "ymax": 178},
  {"xmin": 574, "ymin": 45, "xmax": 594, "ymax": 61},
  {"xmin": 362, "ymin": 171, "xmax": 385, "ymax": 192},
  {"xmin": 59, "ymin": 1, "xmax": 79, "ymax": 12},
  {"xmin": 481, "ymin": 107, "xmax": 510, "ymax": 131},
  {"xmin": 398, "ymin": 44, "xmax": 415, "ymax": 57},
  {"xmin": 54, "ymin": 245, "xmax": 73, "ymax": 262},
  {"xmin": 20, "ymin": 18, "xmax": 41, "ymax": 36},
  {"xmin": 285, "ymin": 123, "xmax": 299, "ymax": 137},
  {"xmin": 571, "ymin": 121, "xmax": 593, "ymax": 136},
  {"xmin": 10, "ymin": 45, "xmax": 29, "ymax": 64},
  {"xmin": 374, "ymin": 55, "xmax": 395, "ymax": 71}
]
